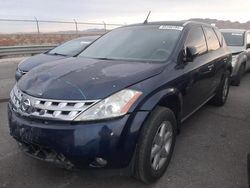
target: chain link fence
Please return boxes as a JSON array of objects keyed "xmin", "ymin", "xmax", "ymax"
[{"xmin": 0, "ymin": 18, "xmax": 123, "ymax": 46}]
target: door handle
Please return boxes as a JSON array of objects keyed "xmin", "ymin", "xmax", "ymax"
[
  {"xmin": 207, "ymin": 64, "xmax": 214, "ymax": 70},
  {"xmin": 199, "ymin": 64, "xmax": 214, "ymax": 75}
]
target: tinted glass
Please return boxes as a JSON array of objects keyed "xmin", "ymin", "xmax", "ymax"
[
  {"xmin": 185, "ymin": 26, "xmax": 207, "ymax": 55},
  {"xmin": 214, "ymin": 28, "xmax": 223, "ymax": 45},
  {"xmin": 48, "ymin": 38, "xmax": 95, "ymax": 56},
  {"xmin": 79, "ymin": 25, "xmax": 183, "ymax": 62},
  {"xmin": 222, "ymin": 32, "xmax": 244, "ymax": 46},
  {"xmin": 204, "ymin": 27, "xmax": 221, "ymax": 51}
]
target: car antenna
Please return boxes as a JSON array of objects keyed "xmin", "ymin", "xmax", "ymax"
[{"xmin": 143, "ymin": 11, "xmax": 151, "ymax": 24}]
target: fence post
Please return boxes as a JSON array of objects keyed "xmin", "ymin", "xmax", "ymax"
[
  {"xmin": 103, "ymin": 21, "xmax": 106, "ymax": 32},
  {"xmin": 34, "ymin": 17, "xmax": 40, "ymax": 34},
  {"xmin": 73, "ymin": 19, "xmax": 78, "ymax": 34}
]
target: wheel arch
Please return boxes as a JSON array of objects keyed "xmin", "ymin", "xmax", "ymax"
[
  {"xmin": 124, "ymin": 88, "xmax": 183, "ymax": 165},
  {"xmin": 139, "ymin": 88, "xmax": 183, "ymax": 129},
  {"xmin": 238, "ymin": 54, "xmax": 247, "ymax": 70}
]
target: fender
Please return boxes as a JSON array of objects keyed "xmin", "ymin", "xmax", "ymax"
[
  {"xmin": 239, "ymin": 52, "xmax": 247, "ymax": 64},
  {"xmin": 139, "ymin": 87, "xmax": 183, "ymax": 113},
  {"xmin": 233, "ymin": 53, "xmax": 247, "ymax": 75},
  {"xmin": 238, "ymin": 53, "xmax": 247, "ymax": 65}
]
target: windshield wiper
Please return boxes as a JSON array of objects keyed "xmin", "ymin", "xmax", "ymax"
[
  {"xmin": 49, "ymin": 53, "xmax": 68, "ymax": 56},
  {"xmin": 94, "ymin": 57, "xmax": 116, "ymax": 61}
]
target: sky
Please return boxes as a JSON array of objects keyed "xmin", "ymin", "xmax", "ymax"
[{"xmin": 0, "ymin": 0, "xmax": 250, "ymax": 33}]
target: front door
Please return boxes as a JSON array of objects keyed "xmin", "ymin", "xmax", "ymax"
[{"xmin": 181, "ymin": 26, "xmax": 215, "ymax": 118}]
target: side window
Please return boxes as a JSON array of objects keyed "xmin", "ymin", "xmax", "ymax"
[
  {"xmin": 185, "ymin": 26, "xmax": 207, "ymax": 55},
  {"xmin": 203, "ymin": 27, "xmax": 221, "ymax": 51},
  {"xmin": 214, "ymin": 28, "xmax": 223, "ymax": 46}
]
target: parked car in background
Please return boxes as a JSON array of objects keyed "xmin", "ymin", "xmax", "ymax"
[
  {"xmin": 221, "ymin": 29, "xmax": 250, "ymax": 86},
  {"xmin": 8, "ymin": 21, "xmax": 232, "ymax": 183},
  {"xmin": 15, "ymin": 35, "xmax": 99, "ymax": 81}
]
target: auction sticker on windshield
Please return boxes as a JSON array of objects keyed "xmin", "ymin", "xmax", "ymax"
[
  {"xmin": 232, "ymin": 33, "xmax": 243, "ymax": 36},
  {"xmin": 81, "ymin": 41, "xmax": 91, "ymax": 44},
  {"xmin": 159, "ymin": 25, "xmax": 183, "ymax": 31}
]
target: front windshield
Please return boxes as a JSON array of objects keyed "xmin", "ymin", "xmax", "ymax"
[
  {"xmin": 48, "ymin": 38, "xmax": 93, "ymax": 56},
  {"xmin": 222, "ymin": 32, "xmax": 245, "ymax": 46},
  {"xmin": 79, "ymin": 25, "xmax": 183, "ymax": 62}
]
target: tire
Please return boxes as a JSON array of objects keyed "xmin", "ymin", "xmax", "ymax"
[
  {"xmin": 231, "ymin": 64, "xmax": 245, "ymax": 86},
  {"xmin": 248, "ymin": 153, "xmax": 250, "ymax": 187},
  {"xmin": 210, "ymin": 70, "xmax": 230, "ymax": 106},
  {"xmin": 134, "ymin": 106, "xmax": 177, "ymax": 183}
]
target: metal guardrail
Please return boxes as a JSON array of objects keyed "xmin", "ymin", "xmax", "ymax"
[{"xmin": 0, "ymin": 45, "xmax": 57, "ymax": 57}]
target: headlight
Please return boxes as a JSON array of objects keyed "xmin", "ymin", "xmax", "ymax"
[
  {"xmin": 231, "ymin": 55, "xmax": 238, "ymax": 67},
  {"xmin": 16, "ymin": 67, "xmax": 27, "ymax": 76},
  {"xmin": 16, "ymin": 67, "xmax": 22, "ymax": 73},
  {"xmin": 74, "ymin": 89, "xmax": 142, "ymax": 121}
]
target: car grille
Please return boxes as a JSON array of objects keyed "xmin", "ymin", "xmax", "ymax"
[{"xmin": 10, "ymin": 85, "xmax": 99, "ymax": 121}]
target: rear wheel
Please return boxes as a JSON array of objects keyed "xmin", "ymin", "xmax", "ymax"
[
  {"xmin": 248, "ymin": 153, "xmax": 250, "ymax": 186},
  {"xmin": 231, "ymin": 64, "xmax": 245, "ymax": 86},
  {"xmin": 134, "ymin": 107, "xmax": 177, "ymax": 183},
  {"xmin": 210, "ymin": 70, "xmax": 230, "ymax": 106},
  {"xmin": 247, "ymin": 67, "xmax": 250, "ymax": 73}
]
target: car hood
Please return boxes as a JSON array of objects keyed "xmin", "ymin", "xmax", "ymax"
[
  {"xmin": 18, "ymin": 57, "xmax": 165, "ymax": 100},
  {"xmin": 228, "ymin": 46, "xmax": 245, "ymax": 55},
  {"xmin": 18, "ymin": 53, "xmax": 68, "ymax": 72}
]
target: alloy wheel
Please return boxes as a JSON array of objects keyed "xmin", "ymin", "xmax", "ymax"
[
  {"xmin": 222, "ymin": 76, "xmax": 229, "ymax": 101},
  {"xmin": 151, "ymin": 121, "xmax": 173, "ymax": 171}
]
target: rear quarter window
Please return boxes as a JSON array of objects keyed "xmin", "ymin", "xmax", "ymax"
[
  {"xmin": 214, "ymin": 28, "xmax": 223, "ymax": 46},
  {"xmin": 203, "ymin": 27, "xmax": 221, "ymax": 51}
]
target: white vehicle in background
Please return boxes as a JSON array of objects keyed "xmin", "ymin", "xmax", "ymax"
[{"xmin": 221, "ymin": 29, "xmax": 250, "ymax": 86}]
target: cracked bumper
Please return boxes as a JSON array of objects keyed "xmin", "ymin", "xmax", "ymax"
[{"xmin": 7, "ymin": 103, "xmax": 148, "ymax": 169}]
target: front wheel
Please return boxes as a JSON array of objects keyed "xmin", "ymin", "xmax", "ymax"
[
  {"xmin": 134, "ymin": 107, "xmax": 177, "ymax": 183},
  {"xmin": 210, "ymin": 70, "xmax": 230, "ymax": 106}
]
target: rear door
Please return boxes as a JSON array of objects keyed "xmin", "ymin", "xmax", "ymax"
[{"xmin": 203, "ymin": 26, "xmax": 226, "ymax": 92}]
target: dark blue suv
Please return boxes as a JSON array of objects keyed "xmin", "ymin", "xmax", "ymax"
[{"xmin": 8, "ymin": 21, "xmax": 232, "ymax": 183}]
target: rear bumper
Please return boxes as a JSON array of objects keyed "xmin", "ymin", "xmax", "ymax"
[{"xmin": 8, "ymin": 103, "xmax": 148, "ymax": 169}]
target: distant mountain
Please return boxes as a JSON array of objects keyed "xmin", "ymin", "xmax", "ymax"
[{"xmin": 188, "ymin": 18, "xmax": 250, "ymax": 30}]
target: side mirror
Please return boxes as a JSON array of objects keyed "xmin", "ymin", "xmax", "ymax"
[
  {"xmin": 183, "ymin": 46, "xmax": 199, "ymax": 62},
  {"xmin": 246, "ymin": 43, "xmax": 250, "ymax": 49}
]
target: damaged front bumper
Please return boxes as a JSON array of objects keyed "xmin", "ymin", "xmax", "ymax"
[
  {"xmin": 8, "ymin": 103, "xmax": 149, "ymax": 169},
  {"xmin": 18, "ymin": 141, "xmax": 74, "ymax": 169}
]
